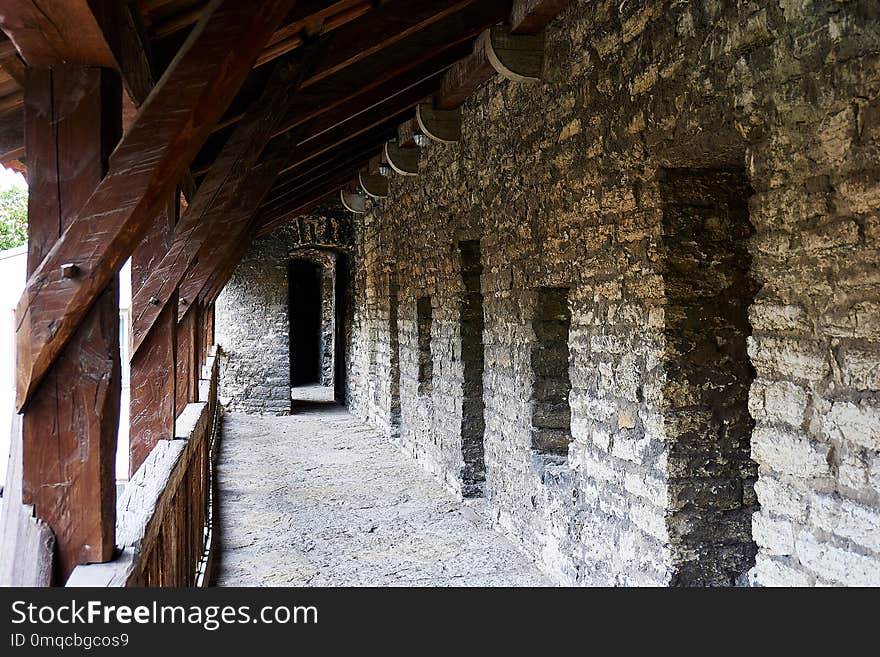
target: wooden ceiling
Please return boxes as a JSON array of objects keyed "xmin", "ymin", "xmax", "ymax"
[
  {"xmin": 3, "ymin": 0, "xmax": 571, "ymax": 420},
  {"xmin": 0, "ymin": 1, "xmax": 571, "ymax": 235}
]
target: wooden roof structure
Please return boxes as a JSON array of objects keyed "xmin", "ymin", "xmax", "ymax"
[{"xmin": 0, "ymin": 0, "xmax": 570, "ymax": 583}]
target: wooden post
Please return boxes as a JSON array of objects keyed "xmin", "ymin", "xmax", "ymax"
[
  {"xmin": 21, "ymin": 66, "xmax": 122, "ymax": 582},
  {"xmin": 201, "ymin": 302, "xmax": 215, "ymax": 367},
  {"xmin": 129, "ymin": 192, "xmax": 178, "ymax": 476},
  {"xmin": 176, "ymin": 303, "xmax": 201, "ymax": 415}
]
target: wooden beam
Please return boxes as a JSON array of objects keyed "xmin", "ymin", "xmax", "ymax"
[
  {"xmin": 384, "ymin": 140, "xmax": 420, "ymax": 175},
  {"xmin": 129, "ymin": 190, "xmax": 177, "ymax": 477},
  {"xmin": 265, "ymin": 99, "xmax": 415, "ymax": 208},
  {"xmin": 0, "ymin": 105, "xmax": 22, "ymax": 162},
  {"xmin": 297, "ymin": 0, "xmax": 479, "ymax": 89},
  {"xmin": 270, "ymin": 0, "xmax": 507, "ymax": 137},
  {"xmin": 484, "ymin": 25, "xmax": 544, "ymax": 82},
  {"xmin": 279, "ymin": 72, "xmax": 442, "ymax": 177},
  {"xmin": 261, "ymin": 149, "xmax": 377, "ymax": 222},
  {"xmin": 176, "ymin": 301, "xmax": 200, "ymax": 413},
  {"xmin": 397, "ymin": 118, "xmax": 421, "ymax": 147},
  {"xmin": 193, "ymin": 37, "xmax": 471, "ymax": 177},
  {"xmin": 0, "ymin": 2, "xmax": 200, "ymax": 192},
  {"xmin": 15, "ymin": 0, "xmax": 296, "ymax": 410},
  {"xmin": 172, "ymin": 137, "xmax": 302, "ymax": 324},
  {"xmin": 130, "ymin": 45, "xmax": 320, "ymax": 355},
  {"xmin": 21, "ymin": 66, "xmax": 122, "ymax": 582},
  {"xmin": 510, "ymin": 0, "xmax": 571, "ymax": 34},
  {"xmin": 178, "ymin": 128, "xmax": 389, "ymax": 311},
  {"xmin": 0, "ymin": 51, "xmax": 24, "ymax": 84},
  {"xmin": 435, "ymin": 37, "xmax": 496, "ymax": 110},
  {"xmin": 435, "ymin": 22, "xmax": 545, "ymax": 112},
  {"xmin": 255, "ymin": 169, "xmax": 359, "ymax": 239},
  {"xmin": 424, "ymin": 1, "xmax": 561, "ymax": 120},
  {"xmin": 260, "ymin": 126, "xmax": 397, "ymax": 215},
  {"xmin": 206, "ymin": 0, "xmax": 496, "ymax": 139},
  {"xmin": 341, "ymin": 188, "xmax": 367, "ymax": 213},
  {"xmin": 0, "ymin": 0, "xmax": 117, "ymax": 67},
  {"xmin": 180, "ymin": 2, "xmax": 508, "ymax": 309}
]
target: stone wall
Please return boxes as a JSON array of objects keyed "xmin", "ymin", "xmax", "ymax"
[
  {"xmin": 345, "ymin": 0, "xmax": 880, "ymax": 586},
  {"xmin": 216, "ymin": 213, "xmax": 352, "ymax": 413}
]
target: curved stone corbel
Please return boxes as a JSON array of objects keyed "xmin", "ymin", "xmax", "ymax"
[
  {"xmin": 340, "ymin": 189, "xmax": 367, "ymax": 213},
  {"xmin": 384, "ymin": 141, "xmax": 419, "ymax": 176},
  {"xmin": 359, "ymin": 170, "xmax": 389, "ymax": 199},
  {"xmin": 416, "ymin": 102, "xmax": 461, "ymax": 144},
  {"xmin": 486, "ymin": 25, "xmax": 545, "ymax": 83}
]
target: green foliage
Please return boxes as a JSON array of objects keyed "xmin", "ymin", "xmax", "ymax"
[{"xmin": 0, "ymin": 186, "xmax": 27, "ymax": 251}]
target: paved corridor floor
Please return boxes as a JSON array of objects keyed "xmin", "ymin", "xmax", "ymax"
[{"xmin": 213, "ymin": 386, "xmax": 550, "ymax": 586}]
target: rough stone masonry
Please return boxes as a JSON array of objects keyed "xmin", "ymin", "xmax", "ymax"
[
  {"xmin": 217, "ymin": 0, "xmax": 880, "ymax": 586},
  {"xmin": 217, "ymin": 213, "xmax": 352, "ymax": 414}
]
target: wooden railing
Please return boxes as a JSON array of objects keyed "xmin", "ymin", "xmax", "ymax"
[{"xmin": 67, "ymin": 346, "xmax": 221, "ymax": 587}]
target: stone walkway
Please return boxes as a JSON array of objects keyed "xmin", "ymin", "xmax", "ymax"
[{"xmin": 213, "ymin": 385, "xmax": 550, "ymax": 586}]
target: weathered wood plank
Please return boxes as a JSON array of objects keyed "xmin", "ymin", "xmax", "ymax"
[
  {"xmin": 277, "ymin": 74, "xmax": 441, "ymax": 179},
  {"xmin": 271, "ymin": 0, "xmax": 506, "ymax": 138},
  {"xmin": 130, "ymin": 45, "xmax": 320, "ymax": 355},
  {"xmin": 261, "ymin": 149, "xmax": 378, "ymax": 221},
  {"xmin": 147, "ymin": 1, "xmax": 507, "ymax": 315},
  {"xmin": 0, "ymin": 51, "xmax": 24, "ymax": 84},
  {"xmin": 255, "ymin": 165, "xmax": 365, "ymax": 239},
  {"xmin": 0, "ymin": 105, "xmax": 22, "ymax": 162},
  {"xmin": 67, "ymin": 378, "xmax": 219, "ymax": 588},
  {"xmin": 0, "ymin": 0, "xmax": 117, "ymax": 67},
  {"xmin": 130, "ymin": 298, "xmax": 177, "ymax": 477},
  {"xmin": 15, "ymin": 0, "xmax": 296, "ymax": 411},
  {"xmin": 176, "ymin": 303, "xmax": 200, "ymax": 415},
  {"xmin": 510, "ymin": 0, "xmax": 571, "ymax": 34},
  {"xmin": 175, "ymin": 142, "xmax": 293, "ymax": 322},
  {"xmin": 259, "ymin": 125, "xmax": 396, "ymax": 217},
  {"xmin": 431, "ymin": 1, "xmax": 561, "ymax": 111},
  {"xmin": 298, "ymin": 0, "xmax": 478, "ymax": 89},
  {"xmin": 397, "ymin": 118, "xmax": 421, "ymax": 147},
  {"xmin": 435, "ymin": 37, "xmax": 496, "ymax": 110},
  {"xmin": 129, "ymin": 191, "xmax": 178, "ymax": 476},
  {"xmin": 21, "ymin": 65, "xmax": 122, "ymax": 582}
]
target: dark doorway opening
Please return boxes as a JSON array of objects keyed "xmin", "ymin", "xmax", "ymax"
[
  {"xmin": 289, "ymin": 259, "xmax": 322, "ymax": 387},
  {"xmin": 334, "ymin": 253, "xmax": 349, "ymax": 403},
  {"xmin": 658, "ymin": 168, "xmax": 758, "ymax": 586},
  {"xmin": 458, "ymin": 240, "xmax": 486, "ymax": 497},
  {"xmin": 388, "ymin": 270, "xmax": 401, "ymax": 437},
  {"xmin": 530, "ymin": 287, "xmax": 572, "ymax": 458}
]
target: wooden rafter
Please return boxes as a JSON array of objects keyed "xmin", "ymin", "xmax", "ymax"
[
  {"xmin": 15, "ymin": 0, "xmax": 296, "ymax": 410},
  {"xmin": 0, "ymin": 0, "xmax": 118, "ymax": 67},
  {"xmin": 130, "ymin": 43, "xmax": 322, "ymax": 354},
  {"xmin": 178, "ymin": 123, "xmax": 396, "ymax": 312},
  {"xmin": 510, "ymin": 0, "xmax": 571, "ymax": 34},
  {"xmin": 271, "ymin": 0, "xmax": 507, "ymax": 139}
]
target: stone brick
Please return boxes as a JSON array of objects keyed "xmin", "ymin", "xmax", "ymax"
[
  {"xmin": 748, "ymin": 379, "xmax": 808, "ymax": 427},
  {"xmin": 809, "ymin": 493, "xmax": 880, "ymax": 554},
  {"xmin": 752, "ymin": 512, "xmax": 796, "ymax": 556},
  {"xmin": 795, "ymin": 531, "xmax": 880, "ymax": 586},
  {"xmin": 749, "ymin": 553, "xmax": 813, "ymax": 587},
  {"xmin": 748, "ymin": 336, "xmax": 830, "ymax": 381},
  {"xmin": 751, "ymin": 426, "xmax": 831, "ymax": 479},
  {"xmin": 823, "ymin": 401, "xmax": 880, "ymax": 450}
]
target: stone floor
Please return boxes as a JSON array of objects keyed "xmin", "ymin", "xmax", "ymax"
[{"xmin": 213, "ymin": 385, "xmax": 550, "ymax": 586}]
